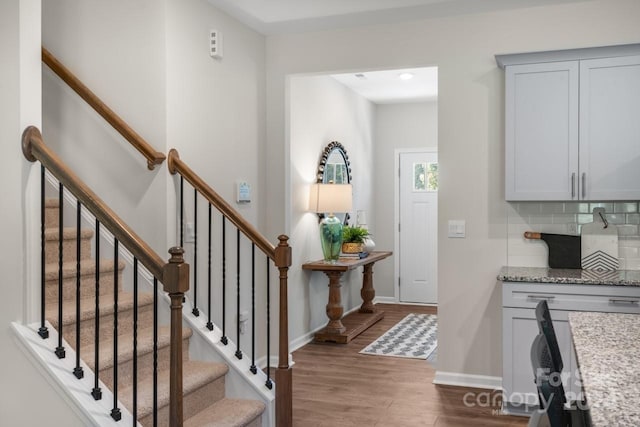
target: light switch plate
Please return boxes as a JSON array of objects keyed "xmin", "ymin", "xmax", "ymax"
[{"xmin": 448, "ymin": 220, "xmax": 465, "ymax": 238}]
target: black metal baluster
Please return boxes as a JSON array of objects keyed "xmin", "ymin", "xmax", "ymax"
[
  {"xmin": 192, "ymin": 189, "xmax": 199, "ymax": 316},
  {"xmin": 250, "ymin": 244, "xmax": 257, "ymax": 374},
  {"xmin": 180, "ymin": 176, "xmax": 184, "ymax": 247},
  {"xmin": 133, "ymin": 258, "xmax": 139, "ymax": 426},
  {"xmin": 153, "ymin": 277, "xmax": 158, "ymax": 427},
  {"xmin": 221, "ymin": 217, "xmax": 228, "ymax": 345},
  {"xmin": 73, "ymin": 201, "xmax": 83, "ymax": 379},
  {"xmin": 111, "ymin": 239, "xmax": 121, "ymax": 421},
  {"xmin": 206, "ymin": 203, "xmax": 213, "ymax": 331},
  {"xmin": 55, "ymin": 183, "xmax": 65, "ymax": 359},
  {"xmin": 265, "ymin": 260, "xmax": 272, "ymax": 389},
  {"xmin": 39, "ymin": 165, "xmax": 48, "ymax": 339},
  {"xmin": 235, "ymin": 229, "xmax": 242, "ymax": 360},
  {"xmin": 92, "ymin": 219, "xmax": 102, "ymax": 400}
]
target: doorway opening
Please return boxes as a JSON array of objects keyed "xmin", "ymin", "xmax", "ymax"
[{"xmin": 288, "ymin": 65, "xmax": 438, "ymax": 314}]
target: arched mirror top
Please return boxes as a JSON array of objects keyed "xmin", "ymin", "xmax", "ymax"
[{"xmin": 316, "ymin": 141, "xmax": 351, "ymax": 184}]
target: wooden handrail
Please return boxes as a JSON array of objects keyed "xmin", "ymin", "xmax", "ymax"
[
  {"xmin": 41, "ymin": 47, "xmax": 166, "ymax": 170},
  {"xmin": 24, "ymin": 126, "xmax": 187, "ymax": 426},
  {"xmin": 167, "ymin": 149, "xmax": 276, "ymax": 260},
  {"xmin": 22, "ymin": 126, "xmax": 166, "ymax": 279},
  {"xmin": 169, "ymin": 148, "xmax": 292, "ymax": 425}
]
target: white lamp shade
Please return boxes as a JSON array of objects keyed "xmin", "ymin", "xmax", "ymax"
[{"xmin": 309, "ymin": 183, "xmax": 353, "ymax": 214}]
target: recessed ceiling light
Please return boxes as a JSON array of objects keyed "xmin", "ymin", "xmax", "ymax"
[{"xmin": 398, "ymin": 72, "xmax": 414, "ymax": 80}]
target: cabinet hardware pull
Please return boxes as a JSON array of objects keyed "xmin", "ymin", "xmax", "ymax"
[
  {"xmin": 571, "ymin": 173, "xmax": 576, "ymax": 199},
  {"xmin": 609, "ymin": 298, "xmax": 639, "ymax": 305},
  {"xmin": 582, "ymin": 173, "xmax": 586, "ymax": 198},
  {"xmin": 527, "ymin": 295, "xmax": 556, "ymax": 301}
]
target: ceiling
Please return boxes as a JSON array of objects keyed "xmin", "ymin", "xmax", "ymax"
[
  {"xmin": 331, "ymin": 67, "xmax": 438, "ymax": 104},
  {"xmin": 207, "ymin": 0, "xmax": 590, "ymax": 35}
]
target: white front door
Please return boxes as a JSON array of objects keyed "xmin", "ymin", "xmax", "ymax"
[{"xmin": 399, "ymin": 151, "xmax": 438, "ymax": 304}]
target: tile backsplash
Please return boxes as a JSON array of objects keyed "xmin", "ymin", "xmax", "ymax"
[{"xmin": 507, "ymin": 201, "xmax": 640, "ymax": 270}]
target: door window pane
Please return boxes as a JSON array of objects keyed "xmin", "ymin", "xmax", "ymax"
[{"xmin": 414, "ymin": 162, "xmax": 438, "ymax": 191}]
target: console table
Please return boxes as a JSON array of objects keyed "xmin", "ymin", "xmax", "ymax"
[{"xmin": 302, "ymin": 251, "xmax": 392, "ymax": 343}]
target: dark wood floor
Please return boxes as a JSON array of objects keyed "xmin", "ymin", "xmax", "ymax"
[{"xmin": 291, "ymin": 304, "xmax": 528, "ymax": 426}]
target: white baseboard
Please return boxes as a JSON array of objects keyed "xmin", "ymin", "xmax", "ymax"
[
  {"xmin": 433, "ymin": 371, "xmax": 502, "ymax": 390},
  {"xmin": 373, "ymin": 296, "xmax": 397, "ymax": 304},
  {"xmin": 289, "ymin": 304, "xmax": 363, "ymax": 353}
]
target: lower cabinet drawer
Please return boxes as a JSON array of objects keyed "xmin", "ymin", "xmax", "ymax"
[{"xmin": 503, "ymin": 282, "xmax": 640, "ymax": 313}]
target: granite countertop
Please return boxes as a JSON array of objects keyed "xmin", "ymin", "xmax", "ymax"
[
  {"xmin": 498, "ymin": 266, "xmax": 640, "ymax": 286},
  {"xmin": 568, "ymin": 312, "xmax": 640, "ymax": 427}
]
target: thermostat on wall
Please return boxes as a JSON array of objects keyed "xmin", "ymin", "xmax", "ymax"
[{"xmin": 236, "ymin": 181, "xmax": 251, "ymax": 204}]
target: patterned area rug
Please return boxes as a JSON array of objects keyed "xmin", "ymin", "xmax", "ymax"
[{"xmin": 360, "ymin": 313, "xmax": 437, "ymax": 359}]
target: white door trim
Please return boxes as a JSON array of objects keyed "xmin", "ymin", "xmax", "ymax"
[{"xmin": 394, "ymin": 147, "xmax": 438, "ymax": 304}]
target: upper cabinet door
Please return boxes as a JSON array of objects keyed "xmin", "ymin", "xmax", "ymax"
[
  {"xmin": 505, "ymin": 62, "xmax": 579, "ymax": 201},
  {"xmin": 580, "ymin": 55, "xmax": 640, "ymax": 200}
]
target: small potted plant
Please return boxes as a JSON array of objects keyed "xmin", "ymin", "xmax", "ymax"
[{"xmin": 342, "ymin": 226, "xmax": 371, "ymax": 254}]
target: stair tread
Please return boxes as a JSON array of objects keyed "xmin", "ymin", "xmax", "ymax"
[
  {"xmin": 46, "ymin": 290, "xmax": 155, "ymax": 327},
  {"xmin": 82, "ymin": 325, "xmax": 193, "ymax": 371},
  {"xmin": 44, "ymin": 227, "xmax": 94, "ymax": 241},
  {"xmin": 44, "ymin": 258, "xmax": 125, "ymax": 279},
  {"xmin": 184, "ymin": 398, "xmax": 265, "ymax": 427},
  {"xmin": 119, "ymin": 360, "xmax": 229, "ymax": 418}
]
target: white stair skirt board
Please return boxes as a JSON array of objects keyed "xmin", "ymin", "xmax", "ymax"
[
  {"xmin": 433, "ymin": 371, "xmax": 502, "ymax": 390},
  {"xmin": 12, "ymin": 321, "xmax": 138, "ymax": 427}
]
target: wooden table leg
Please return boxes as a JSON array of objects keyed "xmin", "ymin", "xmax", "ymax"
[
  {"xmin": 324, "ymin": 271, "xmax": 346, "ymax": 334},
  {"xmin": 360, "ymin": 263, "xmax": 376, "ymax": 313}
]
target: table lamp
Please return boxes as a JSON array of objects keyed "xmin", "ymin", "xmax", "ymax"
[{"xmin": 309, "ymin": 183, "xmax": 353, "ymax": 262}]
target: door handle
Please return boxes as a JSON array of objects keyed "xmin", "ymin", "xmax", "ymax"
[
  {"xmin": 609, "ymin": 298, "xmax": 640, "ymax": 306},
  {"xmin": 527, "ymin": 295, "xmax": 556, "ymax": 302},
  {"xmin": 582, "ymin": 173, "xmax": 586, "ymax": 199},
  {"xmin": 571, "ymin": 173, "xmax": 576, "ymax": 199}
]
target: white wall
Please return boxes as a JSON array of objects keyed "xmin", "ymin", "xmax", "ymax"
[
  {"xmin": 288, "ymin": 74, "xmax": 375, "ymax": 342},
  {"xmin": 166, "ymin": 0, "xmax": 265, "ymax": 229},
  {"xmin": 266, "ymin": 0, "xmax": 640, "ymax": 380},
  {"xmin": 0, "ymin": 0, "xmax": 84, "ymax": 424},
  {"xmin": 165, "ymin": 0, "xmax": 269, "ymax": 359},
  {"xmin": 374, "ymin": 101, "xmax": 438, "ymax": 297},
  {"xmin": 42, "ymin": 0, "xmax": 168, "ymax": 255}
]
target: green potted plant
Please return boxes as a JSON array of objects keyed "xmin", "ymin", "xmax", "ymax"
[{"xmin": 342, "ymin": 226, "xmax": 371, "ymax": 254}]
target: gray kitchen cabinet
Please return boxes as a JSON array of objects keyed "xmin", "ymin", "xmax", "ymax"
[
  {"xmin": 498, "ymin": 45, "xmax": 640, "ymax": 201},
  {"xmin": 505, "ymin": 61, "xmax": 579, "ymax": 201},
  {"xmin": 579, "ymin": 55, "xmax": 640, "ymax": 200},
  {"xmin": 501, "ymin": 281, "xmax": 640, "ymax": 415}
]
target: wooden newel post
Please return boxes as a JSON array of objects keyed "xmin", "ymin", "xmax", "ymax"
[
  {"xmin": 274, "ymin": 235, "xmax": 293, "ymax": 427},
  {"xmin": 162, "ymin": 247, "xmax": 190, "ymax": 427}
]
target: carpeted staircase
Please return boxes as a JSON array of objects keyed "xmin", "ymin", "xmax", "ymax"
[{"xmin": 43, "ymin": 198, "xmax": 265, "ymax": 427}]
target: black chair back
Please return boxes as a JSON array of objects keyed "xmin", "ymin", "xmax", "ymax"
[{"xmin": 535, "ymin": 300, "xmax": 564, "ymax": 372}]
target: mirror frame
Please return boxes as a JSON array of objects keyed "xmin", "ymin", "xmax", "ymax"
[
  {"xmin": 316, "ymin": 141, "xmax": 351, "ymax": 184},
  {"xmin": 316, "ymin": 141, "xmax": 352, "ymax": 224}
]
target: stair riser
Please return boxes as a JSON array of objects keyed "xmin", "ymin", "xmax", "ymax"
[
  {"xmin": 45, "ymin": 269, "xmax": 122, "ymax": 305},
  {"xmin": 99, "ymin": 340, "xmax": 190, "ymax": 393},
  {"xmin": 45, "ymin": 235, "xmax": 92, "ymax": 265},
  {"xmin": 52, "ymin": 303, "xmax": 154, "ymax": 350},
  {"xmin": 45, "ymin": 204, "xmax": 60, "ymax": 229},
  {"xmin": 140, "ymin": 376, "xmax": 226, "ymax": 427}
]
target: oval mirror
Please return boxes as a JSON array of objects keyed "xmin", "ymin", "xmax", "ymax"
[
  {"xmin": 317, "ymin": 141, "xmax": 351, "ymax": 184},
  {"xmin": 316, "ymin": 141, "xmax": 352, "ymax": 223}
]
